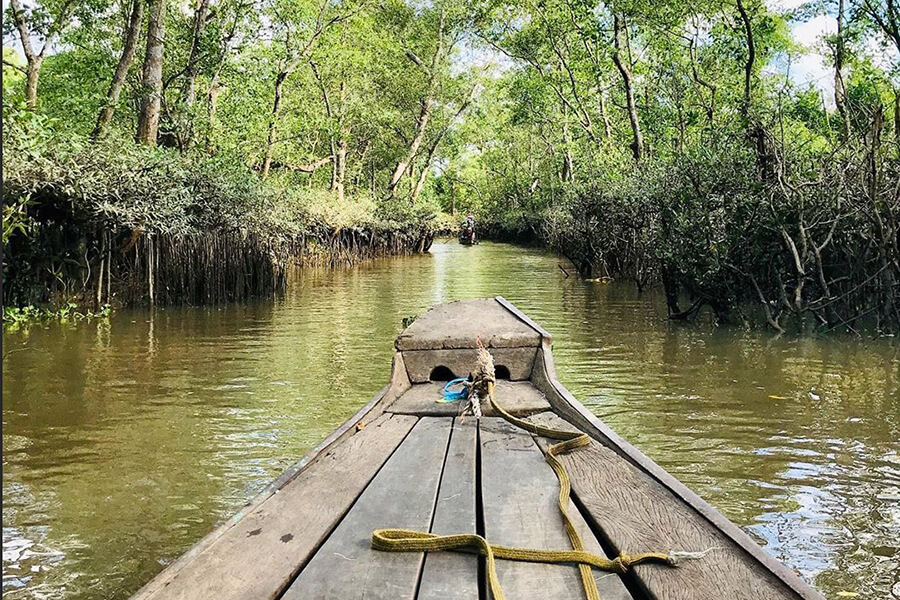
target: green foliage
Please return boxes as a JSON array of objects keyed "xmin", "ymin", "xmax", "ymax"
[
  {"xmin": 2, "ymin": 0, "xmax": 897, "ymax": 329},
  {"xmin": 2, "ymin": 196, "xmax": 34, "ymax": 245},
  {"xmin": 2, "ymin": 46, "xmax": 25, "ymax": 90},
  {"xmin": 2, "ymin": 303, "xmax": 111, "ymax": 330},
  {"xmin": 2, "ymin": 117, "xmax": 442, "ymax": 245},
  {"xmin": 39, "ymin": 49, "xmax": 114, "ymax": 135}
]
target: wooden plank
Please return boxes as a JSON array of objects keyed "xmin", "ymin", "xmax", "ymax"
[
  {"xmin": 494, "ymin": 296, "xmax": 553, "ymax": 341},
  {"xmin": 282, "ymin": 417, "xmax": 452, "ymax": 600},
  {"xmin": 134, "ymin": 413, "xmax": 417, "ymax": 600},
  {"xmin": 417, "ymin": 419, "xmax": 479, "ymax": 600},
  {"xmin": 389, "ymin": 381, "xmax": 550, "ymax": 417},
  {"xmin": 133, "ymin": 352, "xmax": 412, "ymax": 600},
  {"xmin": 479, "ymin": 418, "xmax": 632, "ymax": 600},
  {"xmin": 528, "ymin": 412, "xmax": 805, "ymax": 600},
  {"xmin": 529, "ymin": 345, "xmax": 824, "ymax": 600},
  {"xmin": 396, "ymin": 299, "xmax": 541, "ymax": 350}
]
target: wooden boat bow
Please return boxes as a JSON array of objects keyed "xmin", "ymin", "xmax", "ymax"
[{"xmin": 131, "ymin": 297, "xmax": 825, "ymax": 600}]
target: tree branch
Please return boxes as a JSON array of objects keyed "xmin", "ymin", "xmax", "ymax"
[
  {"xmin": 2, "ymin": 58, "xmax": 28, "ymax": 74},
  {"xmin": 257, "ymin": 156, "xmax": 334, "ymax": 173}
]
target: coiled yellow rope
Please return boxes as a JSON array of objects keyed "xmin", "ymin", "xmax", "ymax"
[{"xmin": 372, "ymin": 380, "xmax": 676, "ymax": 600}]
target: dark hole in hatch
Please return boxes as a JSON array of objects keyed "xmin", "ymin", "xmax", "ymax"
[
  {"xmin": 429, "ymin": 366, "xmax": 456, "ymax": 381},
  {"xmin": 495, "ymin": 365, "xmax": 511, "ymax": 380}
]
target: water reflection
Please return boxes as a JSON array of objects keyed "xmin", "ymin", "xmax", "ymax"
[{"xmin": 3, "ymin": 241, "xmax": 898, "ymax": 599}]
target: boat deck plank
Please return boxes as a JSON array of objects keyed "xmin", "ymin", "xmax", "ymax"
[
  {"xmin": 479, "ymin": 418, "xmax": 633, "ymax": 600},
  {"xmin": 281, "ymin": 417, "xmax": 451, "ymax": 600},
  {"xmin": 388, "ymin": 381, "xmax": 550, "ymax": 417},
  {"xmin": 395, "ymin": 298, "xmax": 541, "ymax": 351},
  {"xmin": 416, "ymin": 419, "xmax": 479, "ymax": 600},
  {"xmin": 132, "ymin": 412, "xmax": 417, "ymax": 600},
  {"xmin": 528, "ymin": 412, "xmax": 802, "ymax": 600}
]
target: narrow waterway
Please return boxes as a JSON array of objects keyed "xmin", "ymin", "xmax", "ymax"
[{"xmin": 3, "ymin": 241, "xmax": 898, "ymax": 600}]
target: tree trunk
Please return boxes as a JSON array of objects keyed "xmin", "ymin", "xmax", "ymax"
[
  {"xmin": 856, "ymin": 0, "xmax": 900, "ymax": 56},
  {"xmin": 411, "ymin": 161, "xmax": 429, "ymax": 203},
  {"xmin": 612, "ymin": 14, "xmax": 643, "ymax": 161},
  {"xmin": 411, "ymin": 138, "xmax": 441, "ymax": 203},
  {"xmin": 177, "ymin": 0, "xmax": 211, "ymax": 150},
  {"xmin": 335, "ymin": 81, "xmax": 348, "ymax": 200},
  {"xmin": 389, "ymin": 94, "xmax": 434, "ymax": 193},
  {"xmin": 689, "ymin": 34, "xmax": 716, "ymax": 125},
  {"xmin": 205, "ymin": 69, "xmax": 221, "ymax": 153},
  {"xmin": 311, "ymin": 63, "xmax": 345, "ymax": 194},
  {"xmin": 598, "ymin": 86, "xmax": 612, "ymax": 140},
  {"xmin": 894, "ymin": 88, "xmax": 899, "ymax": 155},
  {"xmin": 866, "ymin": 107, "xmax": 896, "ymax": 327},
  {"xmin": 261, "ymin": 69, "xmax": 288, "ymax": 178},
  {"xmin": 181, "ymin": 0, "xmax": 211, "ymax": 106},
  {"xmin": 136, "ymin": 0, "xmax": 167, "ymax": 145},
  {"xmin": 203, "ymin": 6, "xmax": 241, "ymax": 154},
  {"xmin": 93, "ymin": 0, "xmax": 145, "ymax": 140},
  {"xmin": 834, "ymin": 0, "xmax": 851, "ymax": 139},
  {"xmin": 661, "ymin": 265, "xmax": 682, "ymax": 316},
  {"xmin": 561, "ymin": 106, "xmax": 574, "ymax": 181},
  {"xmin": 736, "ymin": 0, "xmax": 755, "ymax": 122},
  {"xmin": 329, "ymin": 139, "xmax": 339, "ymax": 190},
  {"xmin": 24, "ymin": 59, "xmax": 42, "ymax": 109},
  {"xmin": 334, "ymin": 138, "xmax": 347, "ymax": 201},
  {"xmin": 9, "ymin": 0, "xmax": 50, "ymax": 109}
]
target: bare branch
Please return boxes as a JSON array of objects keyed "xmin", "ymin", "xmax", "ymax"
[{"xmin": 2, "ymin": 57, "xmax": 28, "ymax": 75}]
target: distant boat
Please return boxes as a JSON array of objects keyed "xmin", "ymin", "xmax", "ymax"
[
  {"xmin": 133, "ymin": 297, "xmax": 824, "ymax": 600},
  {"xmin": 458, "ymin": 222, "xmax": 477, "ymax": 245}
]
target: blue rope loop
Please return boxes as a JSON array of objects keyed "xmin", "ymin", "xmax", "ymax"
[{"xmin": 439, "ymin": 378, "xmax": 469, "ymax": 403}]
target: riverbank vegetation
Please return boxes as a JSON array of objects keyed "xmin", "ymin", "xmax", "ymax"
[
  {"xmin": 435, "ymin": 0, "xmax": 899, "ymax": 334},
  {"xmin": 3, "ymin": 0, "xmax": 898, "ymax": 331},
  {"xmin": 2, "ymin": 303, "xmax": 111, "ymax": 331},
  {"xmin": 2, "ymin": 0, "xmax": 455, "ymax": 309}
]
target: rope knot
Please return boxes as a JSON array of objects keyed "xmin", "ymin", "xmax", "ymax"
[{"xmin": 611, "ymin": 553, "xmax": 631, "ymax": 573}]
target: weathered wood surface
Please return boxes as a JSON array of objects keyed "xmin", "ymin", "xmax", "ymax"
[
  {"xmin": 396, "ymin": 299, "xmax": 541, "ymax": 351},
  {"xmin": 417, "ymin": 419, "xmax": 479, "ymax": 600},
  {"xmin": 282, "ymin": 417, "xmax": 451, "ymax": 600},
  {"xmin": 133, "ymin": 353, "xmax": 412, "ymax": 600},
  {"xmin": 494, "ymin": 296, "xmax": 553, "ymax": 341},
  {"xmin": 402, "ymin": 347, "xmax": 537, "ymax": 383},
  {"xmin": 479, "ymin": 418, "xmax": 633, "ymax": 600},
  {"xmin": 388, "ymin": 381, "xmax": 550, "ymax": 417},
  {"xmin": 134, "ymin": 413, "xmax": 416, "ymax": 600},
  {"xmin": 528, "ymin": 412, "xmax": 804, "ymax": 600}
]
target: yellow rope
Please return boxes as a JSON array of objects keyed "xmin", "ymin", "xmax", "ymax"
[{"xmin": 372, "ymin": 380, "xmax": 675, "ymax": 600}]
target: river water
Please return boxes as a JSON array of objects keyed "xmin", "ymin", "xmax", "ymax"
[{"xmin": 2, "ymin": 241, "xmax": 898, "ymax": 600}]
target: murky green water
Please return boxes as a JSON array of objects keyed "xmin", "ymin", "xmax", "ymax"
[{"xmin": 3, "ymin": 241, "xmax": 899, "ymax": 599}]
